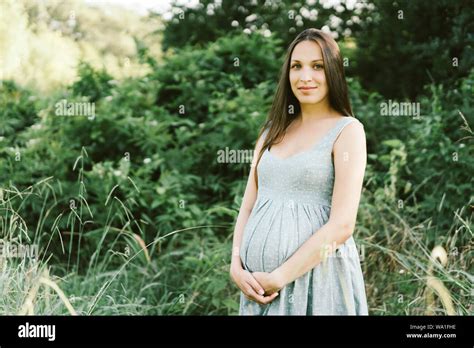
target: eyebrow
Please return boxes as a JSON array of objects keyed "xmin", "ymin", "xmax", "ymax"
[{"xmin": 291, "ymin": 59, "xmax": 323, "ymax": 63}]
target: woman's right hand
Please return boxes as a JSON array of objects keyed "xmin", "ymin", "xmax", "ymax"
[{"xmin": 230, "ymin": 262, "xmax": 279, "ymax": 305}]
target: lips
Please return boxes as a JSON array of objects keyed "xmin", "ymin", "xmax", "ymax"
[{"xmin": 298, "ymin": 87, "xmax": 318, "ymax": 94}]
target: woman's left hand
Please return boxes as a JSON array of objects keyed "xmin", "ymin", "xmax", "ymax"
[{"xmin": 252, "ymin": 271, "xmax": 285, "ymax": 296}]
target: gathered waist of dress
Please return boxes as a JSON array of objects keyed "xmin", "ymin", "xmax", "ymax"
[{"xmin": 257, "ymin": 186, "xmax": 331, "ymax": 207}]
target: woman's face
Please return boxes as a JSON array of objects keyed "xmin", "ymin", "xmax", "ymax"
[{"xmin": 289, "ymin": 40, "xmax": 328, "ymax": 106}]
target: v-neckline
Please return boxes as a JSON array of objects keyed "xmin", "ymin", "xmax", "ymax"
[{"xmin": 266, "ymin": 117, "xmax": 347, "ymax": 161}]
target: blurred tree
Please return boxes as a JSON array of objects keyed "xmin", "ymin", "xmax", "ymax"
[
  {"xmin": 157, "ymin": 0, "xmax": 369, "ymax": 51},
  {"xmin": 152, "ymin": 33, "xmax": 284, "ymax": 123},
  {"xmin": 159, "ymin": 0, "xmax": 473, "ymax": 100},
  {"xmin": 0, "ymin": 0, "xmax": 162, "ymax": 93},
  {"xmin": 352, "ymin": 0, "xmax": 474, "ymax": 99},
  {"xmin": 0, "ymin": 81, "xmax": 39, "ymax": 143},
  {"xmin": 70, "ymin": 62, "xmax": 113, "ymax": 102}
]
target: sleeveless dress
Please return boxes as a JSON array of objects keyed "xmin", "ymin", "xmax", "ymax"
[{"xmin": 239, "ymin": 116, "xmax": 369, "ymax": 315}]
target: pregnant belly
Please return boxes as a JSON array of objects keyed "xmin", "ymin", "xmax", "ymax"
[{"xmin": 240, "ymin": 204, "xmax": 324, "ymax": 273}]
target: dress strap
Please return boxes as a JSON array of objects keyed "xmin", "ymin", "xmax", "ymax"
[
  {"xmin": 326, "ymin": 117, "xmax": 361, "ymax": 146},
  {"xmin": 260, "ymin": 120, "xmax": 272, "ymax": 141},
  {"xmin": 261, "ymin": 126, "xmax": 270, "ymax": 141}
]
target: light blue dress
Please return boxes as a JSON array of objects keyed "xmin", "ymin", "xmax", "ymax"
[{"xmin": 239, "ymin": 116, "xmax": 369, "ymax": 315}]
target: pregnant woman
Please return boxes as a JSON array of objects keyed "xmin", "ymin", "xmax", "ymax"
[{"xmin": 229, "ymin": 28, "xmax": 369, "ymax": 315}]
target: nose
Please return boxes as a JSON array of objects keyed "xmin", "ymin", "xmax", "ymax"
[{"xmin": 300, "ymin": 68, "xmax": 312, "ymax": 82}]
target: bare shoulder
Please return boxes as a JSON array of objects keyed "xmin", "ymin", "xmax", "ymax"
[
  {"xmin": 344, "ymin": 117, "xmax": 365, "ymax": 135},
  {"xmin": 335, "ymin": 117, "xmax": 366, "ymax": 148},
  {"xmin": 348, "ymin": 116, "xmax": 365, "ymax": 128}
]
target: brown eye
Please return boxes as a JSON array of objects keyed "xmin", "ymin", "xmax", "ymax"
[{"xmin": 314, "ymin": 64, "xmax": 323, "ymax": 70}]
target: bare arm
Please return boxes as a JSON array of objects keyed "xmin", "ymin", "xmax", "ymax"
[
  {"xmin": 268, "ymin": 120, "xmax": 367, "ymax": 289},
  {"xmin": 230, "ymin": 131, "xmax": 265, "ymax": 270},
  {"xmin": 229, "ymin": 129, "xmax": 279, "ymax": 304}
]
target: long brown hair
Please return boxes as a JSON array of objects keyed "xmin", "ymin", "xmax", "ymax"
[{"xmin": 253, "ymin": 28, "xmax": 354, "ymax": 188}]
